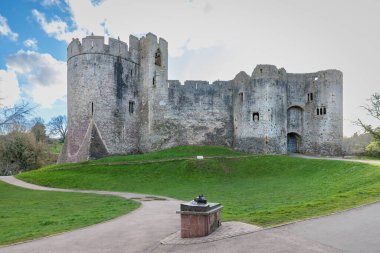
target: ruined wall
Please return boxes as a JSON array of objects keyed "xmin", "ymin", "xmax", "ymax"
[
  {"xmin": 59, "ymin": 33, "xmax": 343, "ymax": 163},
  {"xmin": 287, "ymin": 70, "xmax": 343, "ymax": 155},
  {"xmin": 148, "ymin": 80, "xmax": 234, "ymax": 150},
  {"xmin": 233, "ymin": 65, "xmax": 288, "ymax": 154}
]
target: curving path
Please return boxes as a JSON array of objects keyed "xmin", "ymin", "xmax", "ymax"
[
  {"xmin": 0, "ymin": 176, "xmax": 343, "ymax": 253},
  {"xmin": 290, "ymin": 153, "xmax": 380, "ymax": 165},
  {"xmin": 1, "ymin": 170, "xmax": 380, "ymax": 252},
  {"xmin": 0, "ymin": 176, "xmax": 181, "ymax": 253}
]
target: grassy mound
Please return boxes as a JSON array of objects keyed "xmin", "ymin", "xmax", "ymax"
[
  {"xmin": 17, "ymin": 146, "xmax": 380, "ymax": 227},
  {"xmin": 0, "ymin": 181, "xmax": 139, "ymax": 246},
  {"xmin": 94, "ymin": 145, "xmax": 244, "ymax": 163}
]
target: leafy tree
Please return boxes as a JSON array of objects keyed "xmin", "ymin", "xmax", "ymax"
[
  {"xmin": 31, "ymin": 122, "xmax": 47, "ymax": 143},
  {"xmin": 356, "ymin": 93, "xmax": 380, "ymax": 141},
  {"xmin": 1, "ymin": 131, "xmax": 37, "ymax": 171},
  {"xmin": 343, "ymin": 132, "xmax": 372, "ymax": 155},
  {"xmin": 0, "ymin": 130, "xmax": 53, "ymax": 175},
  {"xmin": 357, "ymin": 93, "xmax": 380, "ymax": 156},
  {"xmin": 47, "ymin": 115, "xmax": 67, "ymax": 142}
]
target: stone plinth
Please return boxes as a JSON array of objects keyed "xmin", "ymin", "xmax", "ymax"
[{"xmin": 177, "ymin": 201, "xmax": 223, "ymax": 238}]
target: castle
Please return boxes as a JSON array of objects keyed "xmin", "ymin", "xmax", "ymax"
[{"xmin": 58, "ymin": 33, "xmax": 343, "ymax": 163}]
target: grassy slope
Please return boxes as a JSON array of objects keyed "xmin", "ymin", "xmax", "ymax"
[
  {"xmin": 0, "ymin": 181, "xmax": 139, "ymax": 246},
  {"xmin": 17, "ymin": 146, "xmax": 380, "ymax": 227},
  {"xmin": 94, "ymin": 145, "xmax": 244, "ymax": 163}
]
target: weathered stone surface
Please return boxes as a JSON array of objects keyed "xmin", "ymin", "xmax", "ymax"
[{"xmin": 59, "ymin": 33, "xmax": 343, "ymax": 163}]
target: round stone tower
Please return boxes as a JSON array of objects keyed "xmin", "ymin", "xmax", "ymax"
[{"xmin": 58, "ymin": 35, "xmax": 141, "ymax": 163}]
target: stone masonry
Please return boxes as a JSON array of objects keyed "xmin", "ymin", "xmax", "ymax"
[{"xmin": 58, "ymin": 33, "xmax": 343, "ymax": 163}]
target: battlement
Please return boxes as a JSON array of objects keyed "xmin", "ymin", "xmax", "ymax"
[
  {"xmin": 287, "ymin": 69, "xmax": 343, "ymax": 84},
  {"xmin": 67, "ymin": 35, "xmax": 140, "ymax": 62},
  {"xmin": 167, "ymin": 80, "xmax": 233, "ymax": 96},
  {"xmin": 61, "ymin": 32, "xmax": 344, "ymax": 164},
  {"xmin": 251, "ymin": 65, "xmax": 287, "ymax": 80},
  {"xmin": 139, "ymin": 33, "xmax": 168, "ymax": 48}
]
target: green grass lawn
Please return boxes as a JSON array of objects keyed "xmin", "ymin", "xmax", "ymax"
[
  {"xmin": 17, "ymin": 146, "xmax": 380, "ymax": 227},
  {"xmin": 49, "ymin": 141, "xmax": 63, "ymax": 155},
  {"xmin": 94, "ymin": 145, "xmax": 244, "ymax": 163},
  {"xmin": 0, "ymin": 181, "xmax": 139, "ymax": 246}
]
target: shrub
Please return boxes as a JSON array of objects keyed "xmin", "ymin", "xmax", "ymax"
[
  {"xmin": 364, "ymin": 141, "xmax": 380, "ymax": 157},
  {"xmin": 0, "ymin": 131, "xmax": 51, "ymax": 175}
]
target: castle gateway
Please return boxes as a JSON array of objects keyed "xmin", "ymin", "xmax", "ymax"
[{"xmin": 58, "ymin": 33, "xmax": 343, "ymax": 163}]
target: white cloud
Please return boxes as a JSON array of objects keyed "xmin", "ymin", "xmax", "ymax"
[
  {"xmin": 41, "ymin": 0, "xmax": 61, "ymax": 7},
  {"xmin": 0, "ymin": 15, "xmax": 18, "ymax": 41},
  {"xmin": 6, "ymin": 50, "xmax": 66, "ymax": 107},
  {"xmin": 32, "ymin": 0, "xmax": 218, "ymax": 56},
  {"xmin": 31, "ymin": 0, "xmax": 380, "ymax": 136},
  {"xmin": 32, "ymin": 9, "xmax": 86, "ymax": 43},
  {"xmin": 0, "ymin": 69, "xmax": 20, "ymax": 107},
  {"xmin": 66, "ymin": 0, "xmax": 218, "ymax": 57},
  {"xmin": 23, "ymin": 38, "xmax": 38, "ymax": 50}
]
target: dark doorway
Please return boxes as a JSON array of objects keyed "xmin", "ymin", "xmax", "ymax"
[{"xmin": 287, "ymin": 133, "xmax": 301, "ymax": 153}]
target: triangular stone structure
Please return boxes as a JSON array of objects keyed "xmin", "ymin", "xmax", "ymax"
[{"xmin": 89, "ymin": 123, "xmax": 108, "ymax": 160}]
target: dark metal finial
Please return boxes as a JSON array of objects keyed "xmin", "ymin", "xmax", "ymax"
[{"xmin": 194, "ymin": 194, "xmax": 207, "ymax": 204}]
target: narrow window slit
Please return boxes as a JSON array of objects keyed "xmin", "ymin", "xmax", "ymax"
[
  {"xmin": 239, "ymin": 92, "xmax": 243, "ymax": 102},
  {"xmin": 129, "ymin": 101, "xmax": 135, "ymax": 114}
]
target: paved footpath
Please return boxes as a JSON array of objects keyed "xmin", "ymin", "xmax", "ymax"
[
  {"xmin": 0, "ymin": 176, "xmax": 182, "ymax": 253},
  {"xmin": 290, "ymin": 153, "xmax": 380, "ymax": 165},
  {"xmin": 1, "ymin": 171, "xmax": 380, "ymax": 253}
]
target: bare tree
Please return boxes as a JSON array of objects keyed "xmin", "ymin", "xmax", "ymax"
[
  {"xmin": 47, "ymin": 115, "xmax": 67, "ymax": 142},
  {"xmin": 0, "ymin": 101, "xmax": 35, "ymax": 133},
  {"xmin": 30, "ymin": 117, "xmax": 45, "ymax": 126},
  {"xmin": 356, "ymin": 93, "xmax": 380, "ymax": 141}
]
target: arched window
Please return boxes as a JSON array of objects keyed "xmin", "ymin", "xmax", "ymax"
[
  {"xmin": 155, "ymin": 48, "xmax": 161, "ymax": 66},
  {"xmin": 252, "ymin": 112, "xmax": 260, "ymax": 122}
]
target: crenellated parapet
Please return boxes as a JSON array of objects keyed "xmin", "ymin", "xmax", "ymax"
[
  {"xmin": 167, "ymin": 80, "xmax": 232, "ymax": 94},
  {"xmin": 60, "ymin": 32, "xmax": 343, "ymax": 164},
  {"xmin": 67, "ymin": 35, "xmax": 139, "ymax": 63}
]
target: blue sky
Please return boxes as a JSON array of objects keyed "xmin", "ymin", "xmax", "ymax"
[
  {"xmin": 0, "ymin": 1, "xmax": 67, "ymax": 64},
  {"xmin": 0, "ymin": 0, "xmax": 69, "ymax": 120},
  {"xmin": 0, "ymin": 0, "xmax": 379, "ymax": 135}
]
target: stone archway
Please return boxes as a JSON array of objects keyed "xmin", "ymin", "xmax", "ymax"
[
  {"xmin": 287, "ymin": 106, "xmax": 303, "ymax": 134},
  {"xmin": 287, "ymin": 132, "xmax": 301, "ymax": 153}
]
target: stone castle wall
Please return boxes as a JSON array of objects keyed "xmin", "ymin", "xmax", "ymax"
[{"xmin": 59, "ymin": 33, "xmax": 343, "ymax": 163}]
